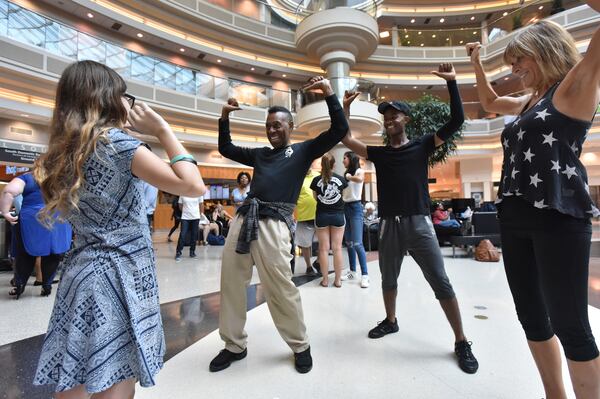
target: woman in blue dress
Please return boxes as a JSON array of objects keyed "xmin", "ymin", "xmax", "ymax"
[
  {"xmin": 0, "ymin": 172, "xmax": 72, "ymax": 298},
  {"xmin": 30, "ymin": 60, "xmax": 205, "ymax": 398}
]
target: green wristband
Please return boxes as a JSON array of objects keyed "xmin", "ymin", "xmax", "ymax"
[{"xmin": 170, "ymin": 154, "xmax": 195, "ymax": 165}]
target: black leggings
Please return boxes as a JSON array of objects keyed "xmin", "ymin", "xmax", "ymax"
[
  {"xmin": 168, "ymin": 217, "xmax": 181, "ymax": 238},
  {"xmin": 13, "ymin": 224, "xmax": 61, "ymax": 289},
  {"xmin": 499, "ymin": 198, "xmax": 598, "ymax": 361}
]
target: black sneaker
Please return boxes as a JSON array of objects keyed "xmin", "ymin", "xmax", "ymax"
[
  {"xmin": 368, "ymin": 318, "xmax": 399, "ymax": 339},
  {"xmin": 209, "ymin": 348, "xmax": 247, "ymax": 372},
  {"xmin": 175, "ymin": 253, "xmax": 182, "ymax": 262},
  {"xmin": 454, "ymin": 340, "xmax": 479, "ymax": 374},
  {"xmin": 190, "ymin": 252, "xmax": 197, "ymax": 259},
  {"xmin": 294, "ymin": 347, "xmax": 312, "ymax": 374},
  {"xmin": 312, "ymin": 260, "xmax": 322, "ymax": 276}
]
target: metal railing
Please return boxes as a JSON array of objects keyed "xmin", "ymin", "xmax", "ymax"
[{"xmin": 0, "ymin": 0, "xmax": 295, "ymax": 110}]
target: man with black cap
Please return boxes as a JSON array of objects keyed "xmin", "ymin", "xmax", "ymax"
[{"xmin": 342, "ymin": 63, "xmax": 479, "ymax": 374}]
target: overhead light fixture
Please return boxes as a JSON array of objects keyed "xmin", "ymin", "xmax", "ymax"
[
  {"xmin": 473, "ymin": 31, "xmax": 477, "ymax": 35},
  {"xmin": 407, "ymin": 41, "xmax": 411, "ymax": 44},
  {"xmin": 179, "ymin": 48, "xmax": 185, "ymax": 52},
  {"xmin": 503, "ymin": 11, "xmax": 508, "ymax": 16},
  {"xmin": 420, "ymin": 43, "xmax": 424, "ymax": 47},
  {"xmin": 217, "ymin": 59, "xmax": 222, "ymax": 63},
  {"xmin": 470, "ymin": 16, "xmax": 475, "ymax": 21},
  {"xmin": 418, "ymin": 31, "xmax": 422, "ymax": 35},
  {"xmin": 473, "ymin": 84, "xmax": 477, "ymax": 87},
  {"xmin": 439, "ymin": 18, "xmax": 445, "ymax": 23},
  {"xmin": 282, "ymin": 74, "xmax": 287, "ymax": 77},
  {"xmin": 87, "ymin": 12, "xmax": 94, "ymax": 18},
  {"xmin": 410, "ymin": 18, "xmax": 415, "ymax": 23},
  {"xmin": 250, "ymin": 67, "xmax": 255, "ymax": 71},
  {"xmin": 379, "ymin": 31, "xmax": 390, "ymax": 38},
  {"xmin": 405, "ymin": 34, "xmax": 409, "ymax": 38},
  {"xmin": 381, "ymin": 96, "xmax": 386, "ymax": 99},
  {"xmin": 136, "ymin": 33, "xmax": 143, "ymax": 38},
  {"xmin": 539, "ymin": 5, "xmax": 544, "ymax": 9},
  {"xmin": 19, "ymin": 114, "xmax": 29, "ymax": 117},
  {"xmin": 413, "ymin": 86, "xmax": 418, "ymax": 89},
  {"xmin": 504, "ymin": 77, "xmax": 510, "ymax": 80},
  {"xmin": 459, "ymin": 40, "xmax": 464, "ymax": 44},
  {"xmin": 432, "ymin": 34, "xmax": 436, "ymax": 38},
  {"xmin": 446, "ymin": 37, "xmax": 450, "ymax": 41}
]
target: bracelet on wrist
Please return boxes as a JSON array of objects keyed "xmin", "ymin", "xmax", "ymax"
[
  {"xmin": 173, "ymin": 158, "xmax": 197, "ymax": 166},
  {"xmin": 170, "ymin": 154, "xmax": 196, "ymax": 165}
]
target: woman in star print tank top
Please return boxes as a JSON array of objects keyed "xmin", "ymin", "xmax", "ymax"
[{"xmin": 467, "ymin": 9, "xmax": 600, "ymax": 397}]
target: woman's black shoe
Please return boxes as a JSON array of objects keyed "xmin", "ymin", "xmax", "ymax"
[
  {"xmin": 9, "ymin": 285, "xmax": 25, "ymax": 300},
  {"xmin": 41, "ymin": 286, "xmax": 52, "ymax": 297}
]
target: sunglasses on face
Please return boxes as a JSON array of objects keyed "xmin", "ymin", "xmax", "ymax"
[{"xmin": 123, "ymin": 93, "xmax": 136, "ymax": 108}]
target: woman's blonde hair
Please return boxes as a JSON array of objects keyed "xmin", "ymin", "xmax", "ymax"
[
  {"xmin": 34, "ymin": 60, "xmax": 128, "ymax": 225},
  {"xmin": 320, "ymin": 153, "xmax": 335, "ymax": 185},
  {"xmin": 503, "ymin": 20, "xmax": 581, "ymax": 91}
]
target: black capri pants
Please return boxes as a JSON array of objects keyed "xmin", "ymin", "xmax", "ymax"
[{"xmin": 499, "ymin": 197, "xmax": 598, "ymax": 361}]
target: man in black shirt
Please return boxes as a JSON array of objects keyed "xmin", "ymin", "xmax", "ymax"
[
  {"xmin": 342, "ymin": 63, "xmax": 479, "ymax": 374},
  {"xmin": 209, "ymin": 76, "xmax": 348, "ymax": 374}
]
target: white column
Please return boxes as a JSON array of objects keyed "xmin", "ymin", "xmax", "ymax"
[
  {"xmin": 483, "ymin": 181, "xmax": 492, "ymax": 201},
  {"xmin": 329, "ymin": 143, "xmax": 348, "ymax": 175},
  {"xmin": 481, "ymin": 20, "xmax": 489, "ymax": 45},
  {"xmin": 462, "ymin": 182, "xmax": 472, "ymax": 198},
  {"xmin": 391, "ymin": 26, "xmax": 399, "ymax": 48}
]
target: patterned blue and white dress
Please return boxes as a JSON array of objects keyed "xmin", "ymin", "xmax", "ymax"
[{"xmin": 34, "ymin": 129, "xmax": 164, "ymax": 393}]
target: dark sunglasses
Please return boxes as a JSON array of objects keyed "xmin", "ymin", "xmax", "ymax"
[{"xmin": 123, "ymin": 93, "xmax": 136, "ymax": 107}]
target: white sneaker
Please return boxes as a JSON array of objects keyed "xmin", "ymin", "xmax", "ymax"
[
  {"xmin": 360, "ymin": 275, "xmax": 370, "ymax": 288},
  {"xmin": 341, "ymin": 271, "xmax": 355, "ymax": 281}
]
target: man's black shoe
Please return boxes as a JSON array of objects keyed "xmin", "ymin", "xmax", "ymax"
[
  {"xmin": 209, "ymin": 348, "xmax": 247, "ymax": 372},
  {"xmin": 368, "ymin": 318, "xmax": 399, "ymax": 339},
  {"xmin": 294, "ymin": 347, "xmax": 312, "ymax": 374},
  {"xmin": 454, "ymin": 340, "xmax": 479, "ymax": 374}
]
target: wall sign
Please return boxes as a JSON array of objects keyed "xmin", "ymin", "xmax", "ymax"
[{"xmin": 0, "ymin": 139, "xmax": 47, "ymax": 165}]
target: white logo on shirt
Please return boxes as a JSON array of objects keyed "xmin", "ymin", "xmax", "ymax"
[
  {"xmin": 285, "ymin": 146, "xmax": 294, "ymax": 158},
  {"xmin": 317, "ymin": 177, "xmax": 343, "ymax": 205}
]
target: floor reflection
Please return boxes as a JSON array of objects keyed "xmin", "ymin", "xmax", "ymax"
[{"xmin": 0, "ymin": 275, "xmax": 320, "ymax": 399}]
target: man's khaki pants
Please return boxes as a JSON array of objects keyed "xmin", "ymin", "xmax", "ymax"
[{"xmin": 219, "ymin": 215, "xmax": 309, "ymax": 354}]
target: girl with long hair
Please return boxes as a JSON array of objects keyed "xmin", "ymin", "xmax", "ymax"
[
  {"xmin": 310, "ymin": 153, "xmax": 347, "ymax": 287},
  {"xmin": 341, "ymin": 151, "xmax": 369, "ymax": 288},
  {"xmin": 467, "ymin": 7, "xmax": 600, "ymax": 397},
  {"xmin": 32, "ymin": 60, "xmax": 205, "ymax": 398}
]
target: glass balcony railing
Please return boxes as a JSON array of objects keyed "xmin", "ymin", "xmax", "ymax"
[
  {"xmin": 378, "ymin": 0, "xmax": 583, "ymax": 47},
  {"xmin": 0, "ymin": 0, "xmax": 296, "ymax": 110},
  {"xmin": 297, "ymin": 77, "xmax": 378, "ymax": 108}
]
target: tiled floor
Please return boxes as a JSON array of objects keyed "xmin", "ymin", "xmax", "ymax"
[{"xmin": 1, "ymin": 231, "xmax": 599, "ymax": 398}]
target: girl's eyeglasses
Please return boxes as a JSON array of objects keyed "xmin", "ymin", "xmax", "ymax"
[{"xmin": 123, "ymin": 93, "xmax": 136, "ymax": 107}]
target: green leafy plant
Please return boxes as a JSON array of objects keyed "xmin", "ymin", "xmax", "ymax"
[
  {"xmin": 382, "ymin": 93, "xmax": 464, "ymax": 167},
  {"xmin": 550, "ymin": 0, "xmax": 565, "ymax": 15},
  {"xmin": 512, "ymin": 11, "xmax": 523, "ymax": 30}
]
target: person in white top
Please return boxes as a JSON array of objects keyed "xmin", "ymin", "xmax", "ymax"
[
  {"xmin": 175, "ymin": 195, "xmax": 203, "ymax": 261},
  {"xmin": 341, "ymin": 151, "xmax": 369, "ymax": 288}
]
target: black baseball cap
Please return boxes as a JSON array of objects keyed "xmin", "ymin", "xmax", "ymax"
[{"xmin": 377, "ymin": 101, "xmax": 411, "ymax": 116}]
